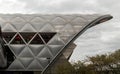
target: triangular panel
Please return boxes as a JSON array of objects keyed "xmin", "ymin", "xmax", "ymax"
[
  {"xmin": 40, "ymin": 32, "xmax": 56, "ymax": 43},
  {"xmin": 8, "ymin": 59, "xmax": 25, "ymax": 69},
  {"xmin": 27, "ymin": 59, "xmax": 43, "ymax": 70},
  {"xmin": 2, "ymin": 23, "xmax": 17, "ymax": 32},
  {"xmin": 30, "ymin": 34, "xmax": 44, "ymax": 44},
  {"xmin": 37, "ymin": 47, "xmax": 53, "ymax": 58},
  {"xmin": 71, "ymin": 16, "xmax": 87, "ymax": 24},
  {"xmin": 11, "ymin": 17, "xmax": 26, "ymax": 30},
  {"xmin": 30, "ymin": 17, "xmax": 45, "ymax": 31},
  {"xmin": 39, "ymin": 24, "xmax": 55, "ymax": 32},
  {"xmin": 60, "ymin": 36, "xmax": 73, "ymax": 43},
  {"xmin": 48, "ymin": 35, "xmax": 65, "ymax": 45},
  {"xmin": 20, "ymin": 23, "xmax": 36, "ymax": 32},
  {"xmin": 30, "ymin": 17, "xmax": 45, "ymax": 25},
  {"xmin": 37, "ymin": 58, "xmax": 49, "ymax": 68},
  {"xmin": 18, "ymin": 47, "xmax": 34, "ymax": 57},
  {"xmin": 62, "ymin": 24, "xmax": 75, "ymax": 34},
  {"xmin": 3, "ymin": 32, "xmax": 16, "ymax": 43},
  {"xmin": 48, "ymin": 45, "xmax": 63, "ymax": 56},
  {"xmin": 20, "ymin": 32, "xmax": 35, "ymax": 43},
  {"xmin": 10, "ymin": 34, "xmax": 25, "ymax": 44},
  {"xmin": 29, "ymin": 45, "xmax": 44, "ymax": 56},
  {"xmin": 60, "ymin": 24, "xmax": 75, "ymax": 43},
  {"xmin": 19, "ymin": 58, "xmax": 34, "ymax": 68},
  {"xmin": 9, "ymin": 45, "xmax": 25, "ymax": 56},
  {"xmin": 51, "ymin": 17, "xmax": 66, "ymax": 25}
]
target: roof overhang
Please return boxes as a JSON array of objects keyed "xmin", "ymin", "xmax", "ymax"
[{"xmin": 42, "ymin": 14, "xmax": 113, "ymax": 74}]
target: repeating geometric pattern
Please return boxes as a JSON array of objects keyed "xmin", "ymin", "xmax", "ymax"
[{"xmin": 0, "ymin": 14, "xmax": 102, "ymax": 71}]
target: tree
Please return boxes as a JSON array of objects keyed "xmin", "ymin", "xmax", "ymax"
[
  {"xmin": 55, "ymin": 49, "xmax": 120, "ymax": 74},
  {"xmin": 55, "ymin": 62, "xmax": 75, "ymax": 74}
]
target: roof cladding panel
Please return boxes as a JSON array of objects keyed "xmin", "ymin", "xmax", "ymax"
[{"xmin": 0, "ymin": 14, "xmax": 112, "ymax": 71}]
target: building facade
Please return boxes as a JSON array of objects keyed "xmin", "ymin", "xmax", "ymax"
[{"xmin": 0, "ymin": 14, "xmax": 112, "ymax": 74}]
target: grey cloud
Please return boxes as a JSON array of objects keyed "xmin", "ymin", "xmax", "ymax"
[
  {"xmin": 97, "ymin": 0, "xmax": 120, "ymax": 21},
  {"xmin": 17, "ymin": 0, "xmax": 102, "ymax": 13}
]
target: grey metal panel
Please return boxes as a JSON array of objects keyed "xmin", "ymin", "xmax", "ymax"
[
  {"xmin": 8, "ymin": 59, "xmax": 25, "ymax": 70},
  {"xmin": 0, "ymin": 14, "xmax": 111, "ymax": 71},
  {"xmin": 39, "ymin": 23, "xmax": 55, "ymax": 32},
  {"xmin": 48, "ymin": 34, "xmax": 65, "ymax": 45},
  {"xmin": 9, "ymin": 44, "xmax": 26, "ymax": 56},
  {"xmin": 20, "ymin": 23, "xmax": 36, "ymax": 32},
  {"xmin": 27, "ymin": 59, "xmax": 43, "ymax": 70},
  {"xmin": 2, "ymin": 23, "xmax": 17, "ymax": 32},
  {"xmin": 48, "ymin": 45, "xmax": 63, "ymax": 56},
  {"xmin": 19, "ymin": 58, "xmax": 34, "ymax": 68},
  {"xmin": 37, "ymin": 47, "xmax": 53, "ymax": 58},
  {"xmin": 29, "ymin": 45, "xmax": 44, "ymax": 56},
  {"xmin": 18, "ymin": 46, "xmax": 34, "ymax": 57}
]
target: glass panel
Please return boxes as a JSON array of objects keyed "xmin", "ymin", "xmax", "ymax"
[
  {"xmin": 30, "ymin": 34, "xmax": 44, "ymax": 44},
  {"xmin": 40, "ymin": 32, "xmax": 56, "ymax": 43},
  {"xmin": 11, "ymin": 34, "xmax": 25, "ymax": 44},
  {"xmin": 2, "ymin": 32, "xmax": 16, "ymax": 43},
  {"xmin": 20, "ymin": 32, "xmax": 35, "ymax": 43}
]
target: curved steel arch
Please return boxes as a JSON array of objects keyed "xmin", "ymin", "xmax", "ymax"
[{"xmin": 42, "ymin": 14, "xmax": 113, "ymax": 74}]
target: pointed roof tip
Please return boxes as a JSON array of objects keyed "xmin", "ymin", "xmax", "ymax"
[{"xmin": 88, "ymin": 14, "xmax": 113, "ymax": 28}]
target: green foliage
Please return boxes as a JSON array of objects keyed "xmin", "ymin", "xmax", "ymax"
[
  {"xmin": 55, "ymin": 49, "xmax": 120, "ymax": 74},
  {"xmin": 55, "ymin": 62, "xmax": 75, "ymax": 74}
]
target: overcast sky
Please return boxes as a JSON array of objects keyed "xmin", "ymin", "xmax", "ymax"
[{"xmin": 0, "ymin": 0, "xmax": 120, "ymax": 62}]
